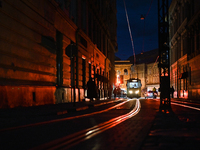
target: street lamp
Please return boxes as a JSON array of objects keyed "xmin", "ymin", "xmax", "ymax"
[{"xmin": 140, "ymin": 15, "xmax": 145, "ymax": 20}]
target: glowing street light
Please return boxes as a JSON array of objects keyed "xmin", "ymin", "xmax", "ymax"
[{"xmin": 140, "ymin": 15, "xmax": 145, "ymax": 20}]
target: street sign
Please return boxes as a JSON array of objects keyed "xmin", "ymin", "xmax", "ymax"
[{"xmin": 65, "ymin": 43, "xmax": 78, "ymax": 58}]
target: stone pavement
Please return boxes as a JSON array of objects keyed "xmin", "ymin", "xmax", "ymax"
[
  {"xmin": 1, "ymin": 98, "xmax": 200, "ymax": 150},
  {"xmin": 0, "ymin": 98, "xmax": 120, "ymax": 129},
  {"xmin": 140, "ymin": 98, "xmax": 200, "ymax": 150}
]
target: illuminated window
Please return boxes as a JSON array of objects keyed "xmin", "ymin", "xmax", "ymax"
[
  {"xmin": 117, "ymin": 70, "xmax": 121, "ymax": 75},
  {"xmin": 89, "ymin": 63, "xmax": 91, "ymax": 79},
  {"xmin": 124, "ymin": 69, "xmax": 128, "ymax": 75},
  {"xmin": 82, "ymin": 58, "xmax": 86, "ymax": 87}
]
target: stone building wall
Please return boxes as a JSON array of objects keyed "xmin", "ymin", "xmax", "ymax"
[
  {"xmin": 115, "ymin": 60, "xmax": 132, "ymax": 91},
  {"xmin": 169, "ymin": 0, "xmax": 200, "ymax": 99},
  {"xmin": 0, "ymin": 0, "xmax": 117, "ymax": 108},
  {"xmin": 115, "ymin": 60, "xmax": 159, "ymax": 97}
]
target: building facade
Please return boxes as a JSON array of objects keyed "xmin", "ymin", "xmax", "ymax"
[
  {"xmin": 114, "ymin": 60, "xmax": 132, "ymax": 92},
  {"xmin": 146, "ymin": 62, "xmax": 160, "ymax": 92},
  {"xmin": 115, "ymin": 49, "xmax": 160, "ymax": 97},
  {"xmin": 0, "ymin": 0, "xmax": 117, "ymax": 108},
  {"xmin": 169, "ymin": 0, "xmax": 200, "ymax": 99}
]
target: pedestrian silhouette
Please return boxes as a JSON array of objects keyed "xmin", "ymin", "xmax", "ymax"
[
  {"xmin": 113, "ymin": 86, "xmax": 121, "ymax": 99},
  {"xmin": 170, "ymin": 86, "xmax": 174, "ymax": 98},
  {"xmin": 113, "ymin": 87, "xmax": 117, "ymax": 99},
  {"xmin": 87, "ymin": 78, "xmax": 97, "ymax": 101},
  {"xmin": 108, "ymin": 84, "xmax": 113, "ymax": 99},
  {"xmin": 153, "ymin": 87, "xmax": 156, "ymax": 92},
  {"xmin": 117, "ymin": 86, "xmax": 121, "ymax": 98}
]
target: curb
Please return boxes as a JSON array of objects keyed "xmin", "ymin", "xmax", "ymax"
[{"xmin": 56, "ymin": 99, "xmax": 121, "ymax": 115}]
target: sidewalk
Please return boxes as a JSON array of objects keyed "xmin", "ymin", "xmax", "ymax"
[
  {"xmin": 0, "ymin": 97, "xmax": 198, "ymax": 119},
  {"xmin": 1, "ymin": 98, "xmax": 200, "ymax": 149},
  {"xmin": 0, "ymin": 98, "xmax": 118, "ymax": 129},
  {"xmin": 171, "ymin": 97, "xmax": 200, "ymax": 104},
  {"xmin": 140, "ymin": 98, "xmax": 200, "ymax": 150}
]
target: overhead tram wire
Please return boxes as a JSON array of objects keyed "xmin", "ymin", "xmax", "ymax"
[
  {"xmin": 144, "ymin": 0, "xmax": 154, "ymax": 18},
  {"xmin": 123, "ymin": 0, "xmax": 136, "ymax": 65},
  {"xmin": 123, "ymin": 0, "xmax": 153, "ymax": 64},
  {"xmin": 141, "ymin": 0, "xmax": 154, "ymax": 54},
  {"xmin": 145, "ymin": 0, "xmax": 159, "ymax": 72},
  {"xmin": 123, "ymin": 0, "xmax": 157, "ymax": 76},
  {"xmin": 152, "ymin": 55, "xmax": 159, "ymax": 69},
  {"xmin": 141, "ymin": 0, "xmax": 159, "ymax": 72}
]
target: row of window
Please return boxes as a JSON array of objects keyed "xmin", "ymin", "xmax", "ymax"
[
  {"xmin": 55, "ymin": 0, "xmax": 116, "ymax": 58},
  {"xmin": 146, "ymin": 76, "xmax": 159, "ymax": 84},
  {"xmin": 170, "ymin": 1, "xmax": 200, "ymax": 63},
  {"xmin": 116, "ymin": 67, "xmax": 159, "ymax": 76},
  {"xmin": 170, "ymin": 1, "xmax": 194, "ymax": 36},
  {"xmin": 170, "ymin": 24, "xmax": 200, "ymax": 64},
  {"xmin": 116, "ymin": 69, "xmax": 129, "ymax": 75},
  {"xmin": 84, "ymin": 61, "xmax": 110, "ymax": 89}
]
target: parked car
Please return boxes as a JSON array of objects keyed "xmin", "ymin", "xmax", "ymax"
[{"xmin": 145, "ymin": 91, "xmax": 158, "ymax": 99}]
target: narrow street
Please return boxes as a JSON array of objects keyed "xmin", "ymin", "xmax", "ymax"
[{"xmin": 1, "ymin": 98, "xmax": 200, "ymax": 149}]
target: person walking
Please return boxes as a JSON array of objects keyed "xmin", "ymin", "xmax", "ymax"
[
  {"xmin": 152, "ymin": 87, "xmax": 157, "ymax": 99},
  {"xmin": 117, "ymin": 86, "xmax": 121, "ymax": 98},
  {"xmin": 171, "ymin": 86, "xmax": 175, "ymax": 98},
  {"xmin": 87, "ymin": 78, "xmax": 97, "ymax": 101},
  {"xmin": 113, "ymin": 87, "xmax": 117, "ymax": 100},
  {"xmin": 153, "ymin": 87, "xmax": 156, "ymax": 92},
  {"xmin": 108, "ymin": 84, "xmax": 113, "ymax": 99}
]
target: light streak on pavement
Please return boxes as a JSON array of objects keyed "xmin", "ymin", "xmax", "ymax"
[
  {"xmin": 171, "ymin": 102, "xmax": 200, "ymax": 111},
  {"xmin": 30, "ymin": 99, "xmax": 141, "ymax": 150},
  {"xmin": 0, "ymin": 99, "xmax": 132, "ymax": 132},
  {"xmin": 153, "ymin": 99, "xmax": 200, "ymax": 111}
]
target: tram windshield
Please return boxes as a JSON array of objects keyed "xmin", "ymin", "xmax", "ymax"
[
  {"xmin": 127, "ymin": 80, "xmax": 141, "ymax": 88},
  {"xmin": 128, "ymin": 82, "xmax": 138, "ymax": 88}
]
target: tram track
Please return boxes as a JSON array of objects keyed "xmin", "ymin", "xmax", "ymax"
[
  {"xmin": 171, "ymin": 99, "xmax": 200, "ymax": 106},
  {"xmin": 153, "ymin": 99, "xmax": 200, "ymax": 111},
  {"xmin": 30, "ymin": 99, "xmax": 141, "ymax": 150},
  {"xmin": 171, "ymin": 102, "xmax": 200, "ymax": 111},
  {"xmin": 0, "ymin": 99, "xmax": 134, "ymax": 132}
]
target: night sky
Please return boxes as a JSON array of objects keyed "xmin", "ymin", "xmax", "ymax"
[{"xmin": 116, "ymin": 0, "xmax": 160, "ymax": 60}]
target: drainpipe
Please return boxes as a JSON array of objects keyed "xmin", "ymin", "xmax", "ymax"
[
  {"xmin": 70, "ymin": 45, "xmax": 75, "ymax": 104},
  {"xmin": 105, "ymin": 57, "xmax": 108, "ymax": 100},
  {"xmin": 177, "ymin": 43, "xmax": 179, "ymax": 98},
  {"xmin": 75, "ymin": 28, "xmax": 80, "ymax": 104}
]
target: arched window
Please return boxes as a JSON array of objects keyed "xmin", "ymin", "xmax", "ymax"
[{"xmin": 124, "ymin": 69, "xmax": 128, "ymax": 75}]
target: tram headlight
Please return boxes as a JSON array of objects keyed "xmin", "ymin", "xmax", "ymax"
[
  {"xmin": 135, "ymin": 90, "xmax": 139, "ymax": 94},
  {"xmin": 129, "ymin": 90, "xmax": 133, "ymax": 94}
]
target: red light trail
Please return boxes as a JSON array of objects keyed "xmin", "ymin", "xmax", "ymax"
[{"xmin": 30, "ymin": 99, "xmax": 141, "ymax": 150}]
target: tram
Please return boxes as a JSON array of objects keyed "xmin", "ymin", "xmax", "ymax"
[{"xmin": 126, "ymin": 78, "xmax": 142, "ymax": 98}]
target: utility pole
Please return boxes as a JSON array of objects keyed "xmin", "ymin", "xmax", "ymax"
[{"xmin": 158, "ymin": 0, "xmax": 171, "ymax": 111}]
